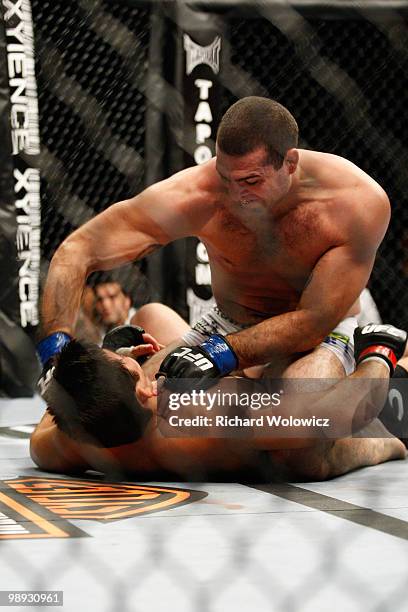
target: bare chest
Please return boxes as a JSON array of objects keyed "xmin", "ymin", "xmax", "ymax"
[
  {"xmin": 193, "ymin": 201, "xmax": 346, "ymax": 321},
  {"xmin": 202, "ymin": 205, "xmax": 336, "ymax": 285}
]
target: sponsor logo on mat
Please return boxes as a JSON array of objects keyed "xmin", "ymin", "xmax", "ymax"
[{"xmin": 0, "ymin": 477, "xmax": 206, "ymax": 538}]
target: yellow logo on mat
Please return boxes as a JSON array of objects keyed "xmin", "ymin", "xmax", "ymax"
[
  {"xmin": 4, "ymin": 477, "xmax": 206, "ymax": 522},
  {"xmin": 0, "ymin": 479, "xmax": 87, "ymax": 540}
]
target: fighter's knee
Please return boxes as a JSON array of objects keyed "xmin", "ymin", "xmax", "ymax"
[
  {"xmin": 297, "ymin": 458, "xmax": 331, "ymax": 481},
  {"xmin": 132, "ymin": 303, "xmax": 163, "ymax": 325},
  {"xmin": 131, "ymin": 302, "xmax": 189, "ymax": 344},
  {"xmin": 287, "ymin": 442, "xmax": 334, "ymax": 481}
]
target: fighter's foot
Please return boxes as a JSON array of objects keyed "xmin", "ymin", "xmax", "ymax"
[
  {"xmin": 358, "ymin": 419, "xmax": 407, "ymax": 463},
  {"xmin": 379, "ymin": 436, "xmax": 407, "ymax": 462}
]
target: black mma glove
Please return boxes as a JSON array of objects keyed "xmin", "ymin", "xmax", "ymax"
[
  {"xmin": 102, "ymin": 324, "xmax": 148, "ymax": 363},
  {"xmin": 354, "ymin": 324, "xmax": 407, "ymax": 375},
  {"xmin": 36, "ymin": 331, "xmax": 72, "ymax": 397},
  {"xmin": 156, "ymin": 334, "xmax": 238, "ymax": 386}
]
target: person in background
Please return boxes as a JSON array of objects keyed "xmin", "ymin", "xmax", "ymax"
[
  {"xmin": 74, "ymin": 275, "xmax": 188, "ymax": 348},
  {"xmin": 93, "ymin": 279, "xmax": 136, "ymax": 332}
]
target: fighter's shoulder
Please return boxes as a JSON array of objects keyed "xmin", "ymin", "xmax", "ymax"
[
  {"xmin": 302, "ymin": 150, "xmax": 389, "ymax": 222},
  {"xmin": 330, "ymin": 159, "xmax": 389, "ymax": 247},
  {"xmin": 300, "ymin": 150, "xmax": 389, "ymax": 251},
  {"xmin": 328, "ymin": 154, "xmax": 390, "ymax": 229},
  {"xmin": 147, "ymin": 159, "xmax": 218, "ymax": 211},
  {"xmin": 304, "ymin": 150, "xmax": 388, "ymax": 202}
]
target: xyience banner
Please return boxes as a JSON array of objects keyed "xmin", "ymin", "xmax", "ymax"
[{"xmin": 0, "ymin": 0, "xmax": 40, "ymax": 395}]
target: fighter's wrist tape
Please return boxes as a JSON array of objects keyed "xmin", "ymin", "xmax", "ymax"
[
  {"xmin": 37, "ymin": 332, "xmax": 72, "ymax": 366},
  {"xmin": 358, "ymin": 345, "xmax": 397, "ymax": 372},
  {"xmin": 200, "ymin": 334, "xmax": 238, "ymax": 375}
]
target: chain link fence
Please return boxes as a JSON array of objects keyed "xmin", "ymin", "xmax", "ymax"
[
  {"xmin": 31, "ymin": 0, "xmax": 151, "ymax": 304},
  {"xmin": 1, "ymin": 3, "xmax": 405, "ymax": 611},
  {"xmin": 30, "ymin": 0, "xmax": 408, "ymax": 325},
  {"xmin": 221, "ymin": 6, "xmax": 408, "ymax": 327}
]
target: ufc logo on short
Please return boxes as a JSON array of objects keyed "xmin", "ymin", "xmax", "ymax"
[{"xmin": 172, "ymin": 347, "xmax": 213, "ymax": 371}]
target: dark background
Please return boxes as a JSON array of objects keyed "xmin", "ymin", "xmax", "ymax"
[{"xmin": 31, "ymin": 0, "xmax": 408, "ymax": 325}]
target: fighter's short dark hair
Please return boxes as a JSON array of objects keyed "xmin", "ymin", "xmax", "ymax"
[
  {"xmin": 45, "ymin": 340, "xmax": 152, "ymax": 448},
  {"xmin": 216, "ymin": 96, "xmax": 299, "ymax": 169}
]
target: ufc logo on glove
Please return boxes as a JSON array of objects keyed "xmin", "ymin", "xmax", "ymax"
[{"xmin": 171, "ymin": 347, "xmax": 214, "ymax": 371}]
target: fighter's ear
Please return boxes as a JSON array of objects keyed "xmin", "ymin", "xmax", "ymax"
[{"xmin": 285, "ymin": 148, "xmax": 299, "ymax": 174}]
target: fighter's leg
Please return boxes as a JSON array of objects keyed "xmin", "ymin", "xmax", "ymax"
[
  {"xmin": 131, "ymin": 303, "xmax": 190, "ymax": 345},
  {"xmin": 273, "ymin": 353, "xmax": 408, "ymax": 480},
  {"xmin": 281, "ymin": 316, "xmax": 358, "ymax": 380},
  {"xmin": 281, "ymin": 346, "xmax": 346, "ymax": 379},
  {"xmin": 266, "ymin": 326, "xmax": 408, "ymax": 479},
  {"xmin": 271, "ymin": 420, "xmax": 406, "ymax": 481}
]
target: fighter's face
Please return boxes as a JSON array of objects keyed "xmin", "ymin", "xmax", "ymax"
[
  {"xmin": 215, "ymin": 145, "xmax": 296, "ymax": 209},
  {"xmin": 94, "ymin": 282, "xmax": 131, "ymax": 328}
]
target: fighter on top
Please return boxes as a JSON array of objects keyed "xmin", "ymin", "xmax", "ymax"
[{"xmin": 38, "ymin": 97, "xmax": 390, "ymax": 387}]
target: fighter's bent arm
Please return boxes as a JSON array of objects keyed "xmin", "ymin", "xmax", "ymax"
[
  {"xmin": 30, "ymin": 412, "xmax": 89, "ymax": 473},
  {"xmin": 226, "ymin": 196, "xmax": 390, "ymax": 368},
  {"xmin": 30, "ymin": 411, "xmax": 128, "ymax": 474},
  {"xmin": 41, "ymin": 173, "xmax": 200, "ymax": 337}
]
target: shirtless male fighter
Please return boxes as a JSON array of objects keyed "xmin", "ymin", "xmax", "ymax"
[
  {"xmin": 30, "ymin": 323, "xmax": 408, "ymax": 482},
  {"xmin": 37, "ymin": 97, "xmax": 390, "ymax": 388}
]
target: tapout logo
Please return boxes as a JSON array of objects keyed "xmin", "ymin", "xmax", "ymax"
[
  {"xmin": 184, "ymin": 34, "xmax": 221, "ymax": 76},
  {"xmin": 183, "ymin": 33, "xmax": 221, "ymax": 322}
]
